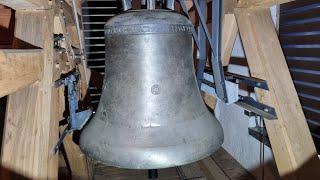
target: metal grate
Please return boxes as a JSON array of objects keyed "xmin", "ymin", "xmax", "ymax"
[
  {"xmin": 280, "ymin": 0, "xmax": 320, "ymax": 152},
  {"xmin": 82, "ymin": 0, "xmax": 121, "ymax": 108}
]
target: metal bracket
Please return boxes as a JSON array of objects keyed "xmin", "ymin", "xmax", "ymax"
[
  {"xmin": 52, "ymin": 71, "xmax": 92, "ymax": 154},
  {"xmin": 202, "ymin": 74, "xmax": 277, "ymax": 119},
  {"xmin": 248, "ymin": 126, "xmax": 271, "ymax": 148},
  {"xmin": 54, "ymin": 33, "xmax": 66, "ymax": 54},
  {"xmin": 225, "ymin": 72, "xmax": 269, "ymax": 90},
  {"xmin": 236, "ymin": 96, "xmax": 277, "ymax": 120}
]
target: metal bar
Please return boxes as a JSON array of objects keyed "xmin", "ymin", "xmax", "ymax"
[
  {"xmin": 84, "ymin": 37, "xmax": 104, "ymax": 39},
  {"xmin": 211, "ymin": 0, "xmax": 228, "ymax": 102},
  {"xmin": 248, "ymin": 126, "xmax": 271, "ymax": 148},
  {"xmin": 192, "ymin": 0, "xmax": 214, "ymax": 52},
  {"xmin": 71, "ymin": 0, "xmax": 89, "ymax": 84},
  {"xmin": 87, "ymin": 58, "xmax": 106, "ymax": 61},
  {"xmin": 87, "ymin": 51, "xmax": 106, "ymax": 54},
  {"xmin": 85, "ymin": 44, "xmax": 105, "ymax": 47},
  {"xmin": 225, "ymin": 72, "xmax": 269, "ymax": 90},
  {"xmin": 121, "ymin": 0, "xmax": 132, "ymax": 10},
  {"xmin": 147, "ymin": 0, "xmax": 155, "ymax": 9},
  {"xmin": 236, "ymin": 96, "xmax": 277, "ymax": 120},
  {"xmin": 178, "ymin": 0, "xmax": 200, "ymax": 49},
  {"xmin": 166, "ymin": 0, "xmax": 175, "ymax": 10},
  {"xmin": 196, "ymin": 0, "xmax": 207, "ymax": 88}
]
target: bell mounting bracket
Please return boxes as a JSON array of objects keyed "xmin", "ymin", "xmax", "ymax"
[{"xmin": 52, "ymin": 71, "xmax": 93, "ymax": 154}]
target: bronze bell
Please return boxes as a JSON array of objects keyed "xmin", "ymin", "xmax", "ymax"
[{"xmin": 79, "ymin": 9, "xmax": 224, "ymax": 169}]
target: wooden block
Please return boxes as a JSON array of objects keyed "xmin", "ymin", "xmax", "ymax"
[
  {"xmin": 0, "ymin": 49, "xmax": 42, "ymax": 98},
  {"xmin": 0, "ymin": 8, "xmax": 11, "ymax": 28},
  {"xmin": 201, "ymin": 92, "xmax": 217, "ymax": 110},
  {"xmin": 0, "ymin": 0, "xmax": 50, "ymax": 10},
  {"xmin": 61, "ymin": 125, "xmax": 93, "ymax": 180},
  {"xmin": 235, "ymin": 8, "xmax": 320, "ymax": 179}
]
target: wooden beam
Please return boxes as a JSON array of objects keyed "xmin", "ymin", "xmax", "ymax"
[
  {"xmin": 0, "ymin": 0, "xmax": 50, "ymax": 10},
  {"xmin": 221, "ymin": 13, "xmax": 238, "ymax": 66},
  {"xmin": 201, "ymin": 92, "xmax": 217, "ymax": 110},
  {"xmin": 198, "ymin": 157, "xmax": 229, "ymax": 180},
  {"xmin": 0, "ymin": 49, "xmax": 42, "ymax": 98},
  {"xmin": 235, "ymin": 8, "xmax": 320, "ymax": 179},
  {"xmin": 60, "ymin": 125, "xmax": 93, "ymax": 179},
  {"xmin": 237, "ymin": 0, "xmax": 294, "ymax": 8},
  {"xmin": 0, "ymin": 10, "xmax": 58, "ymax": 178}
]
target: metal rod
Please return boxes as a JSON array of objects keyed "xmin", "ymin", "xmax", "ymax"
[
  {"xmin": 178, "ymin": 0, "xmax": 200, "ymax": 48},
  {"xmin": 71, "ymin": 0, "xmax": 89, "ymax": 84},
  {"xmin": 196, "ymin": 0, "xmax": 207, "ymax": 88},
  {"xmin": 192, "ymin": 0, "xmax": 215, "ymax": 54}
]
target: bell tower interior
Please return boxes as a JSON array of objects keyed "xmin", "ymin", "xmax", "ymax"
[{"xmin": 0, "ymin": 0, "xmax": 319, "ymax": 179}]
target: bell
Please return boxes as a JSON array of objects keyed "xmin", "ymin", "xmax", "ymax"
[{"xmin": 80, "ymin": 10, "xmax": 224, "ymax": 169}]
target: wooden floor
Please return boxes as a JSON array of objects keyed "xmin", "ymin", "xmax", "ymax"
[
  {"xmin": 94, "ymin": 165, "xmax": 180, "ymax": 180},
  {"xmin": 91, "ymin": 148, "xmax": 255, "ymax": 180}
]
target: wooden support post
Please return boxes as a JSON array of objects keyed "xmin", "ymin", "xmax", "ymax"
[
  {"xmin": 60, "ymin": 126, "xmax": 93, "ymax": 179},
  {"xmin": 0, "ymin": 10, "xmax": 58, "ymax": 178},
  {"xmin": 0, "ymin": 49, "xmax": 42, "ymax": 98},
  {"xmin": 235, "ymin": 8, "xmax": 320, "ymax": 179}
]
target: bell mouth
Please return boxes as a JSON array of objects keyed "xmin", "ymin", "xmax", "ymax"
[
  {"xmin": 79, "ymin": 111, "xmax": 223, "ymax": 169},
  {"xmin": 80, "ymin": 140, "xmax": 221, "ymax": 169}
]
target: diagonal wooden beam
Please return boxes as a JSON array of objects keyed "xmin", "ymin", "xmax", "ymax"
[
  {"xmin": 237, "ymin": 0, "xmax": 295, "ymax": 8},
  {"xmin": 235, "ymin": 8, "xmax": 320, "ymax": 179},
  {"xmin": 222, "ymin": 13, "xmax": 238, "ymax": 66}
]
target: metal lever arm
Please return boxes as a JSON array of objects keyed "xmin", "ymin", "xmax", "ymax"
[{"xmin": 52, "ymin": 72, "xmax": 92, "ymax": 154}]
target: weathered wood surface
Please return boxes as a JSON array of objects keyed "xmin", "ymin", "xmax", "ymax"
[
  {"xmin": 236, "ymin": 8, "xmax": 320, "ymax": 179},
  {"xmin": 0, "ymin": 10, "xmax": 58, "ymax": 178},
  {"xmin": 0, "ymin": 49, "xmax": 42, "ymax": 98},
  {"xmin": 0, "ymin": 0, "xmax": 50, "ymax": 10}
]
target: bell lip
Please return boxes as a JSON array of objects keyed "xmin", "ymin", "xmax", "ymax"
[{"xmin": 80, "ymin": 143, "xmax": 222, "ymax": 169}]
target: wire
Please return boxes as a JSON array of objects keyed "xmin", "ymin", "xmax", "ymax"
[{"xmin": 259, "ymin": 116, "xmax": 265, "ymax": 180}]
